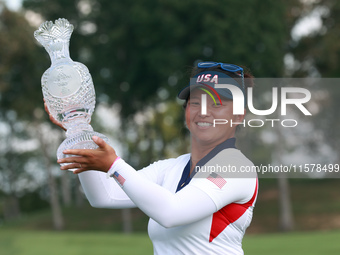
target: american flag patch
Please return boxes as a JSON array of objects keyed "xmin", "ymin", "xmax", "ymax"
[
  {"xmin": 207, "ymin": 172, "xmax": 226, "ymax": 189},
  {"xmin": 112, "ymin": 171, "xmax": 126, "ymax": 186}
]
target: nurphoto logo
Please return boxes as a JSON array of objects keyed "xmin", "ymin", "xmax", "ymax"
[{"xmin": 200, "ymin": 83, "xmax": 312, "ymax": 128}]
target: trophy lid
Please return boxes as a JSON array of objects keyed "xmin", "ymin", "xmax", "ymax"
[{"xmin": 34, "ymin": 18, "xmax": 74, "ymax": 52}]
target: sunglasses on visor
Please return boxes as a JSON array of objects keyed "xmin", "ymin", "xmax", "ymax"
[{"xmin": 197, "ymin": 62, "xmax": 244, "ymax": 90}]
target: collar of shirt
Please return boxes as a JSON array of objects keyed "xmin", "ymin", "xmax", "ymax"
[{"xmin": 175, "ymin": 137, "xmax": 236, "ymax": 192}]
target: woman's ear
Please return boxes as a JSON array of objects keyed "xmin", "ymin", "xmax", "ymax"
[{"xmin": 235, "ymin": 109, "xmax": 246, "ymax": 122}]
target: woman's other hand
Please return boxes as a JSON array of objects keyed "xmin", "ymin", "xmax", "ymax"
[
  {"xmin": 44, "ymin": 99, "xmax": 66, "ymax": 131},
  {"xmin": 57, "ymin": 136, "xmax": 118, "ymax": 174}
]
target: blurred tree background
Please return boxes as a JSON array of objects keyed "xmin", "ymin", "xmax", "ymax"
[{"xmin": 0, "ymin": 0, "xmax": 339, "ymax": 235}]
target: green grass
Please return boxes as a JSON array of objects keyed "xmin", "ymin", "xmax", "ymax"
[
  {"xmin": 0, "ymin": 230, "xmax": 153, "ymax": 255},
  {"xmin": 243, "ymin": 230, "xmax": 340, "ymax": 255},
  {"xmin": 1, "ymin": 229, "xmax": 340, "ymax": 255},
  {"xmin": 2, "ymin": 178, "xmax": 340, "ymax": 254}
]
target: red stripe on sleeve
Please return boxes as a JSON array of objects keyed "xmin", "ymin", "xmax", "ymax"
[{"xmin": 209, "ymin": 179, "xmax": 258, "ymax": 242}]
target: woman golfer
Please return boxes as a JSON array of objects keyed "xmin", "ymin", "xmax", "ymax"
[{"xmin": 48, "ymin": 62, "xmax": 258, "ymax": 255}]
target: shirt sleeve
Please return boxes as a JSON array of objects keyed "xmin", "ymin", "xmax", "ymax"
[
  {"xmin": 109, "ymin": 159, "xmax": 219, "ymax": 228},
  {"xmin": 190, "ymin": 148, "xmax": 258, "ymax": 210},
  {"xmin": 78, "ymin": 170, "xmax": 135, "ymax": 208},
  {"xmin": 189, "ymin": 176, "xmax": 258, "ymax": 211},
  {"xmin": 78, "ymin": 158, "xmax": 170, "ymax": 208}
]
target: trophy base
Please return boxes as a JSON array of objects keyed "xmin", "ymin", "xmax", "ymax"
[{"xmin": 57, "ymin": 130, "xmax": 110, "ymax": 172}]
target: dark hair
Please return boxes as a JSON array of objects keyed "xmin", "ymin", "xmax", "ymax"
[{"xmin": 183, "ymin": 64, "xmax": 255, "ymax": 109}]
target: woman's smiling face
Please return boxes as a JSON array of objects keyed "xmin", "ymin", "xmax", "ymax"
[{"xmin": 185, "ymin": 88, "xmax": 245, "ymax": 148}]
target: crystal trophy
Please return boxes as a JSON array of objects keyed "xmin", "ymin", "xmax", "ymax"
[{"xmin": 34, "ymin": 18, "xmax": 110, "ymax": 167}]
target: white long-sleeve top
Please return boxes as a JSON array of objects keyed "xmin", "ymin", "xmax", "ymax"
[{"xmin": 78, "ymin": 144, "xmax": 258, "ymax": 255}]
